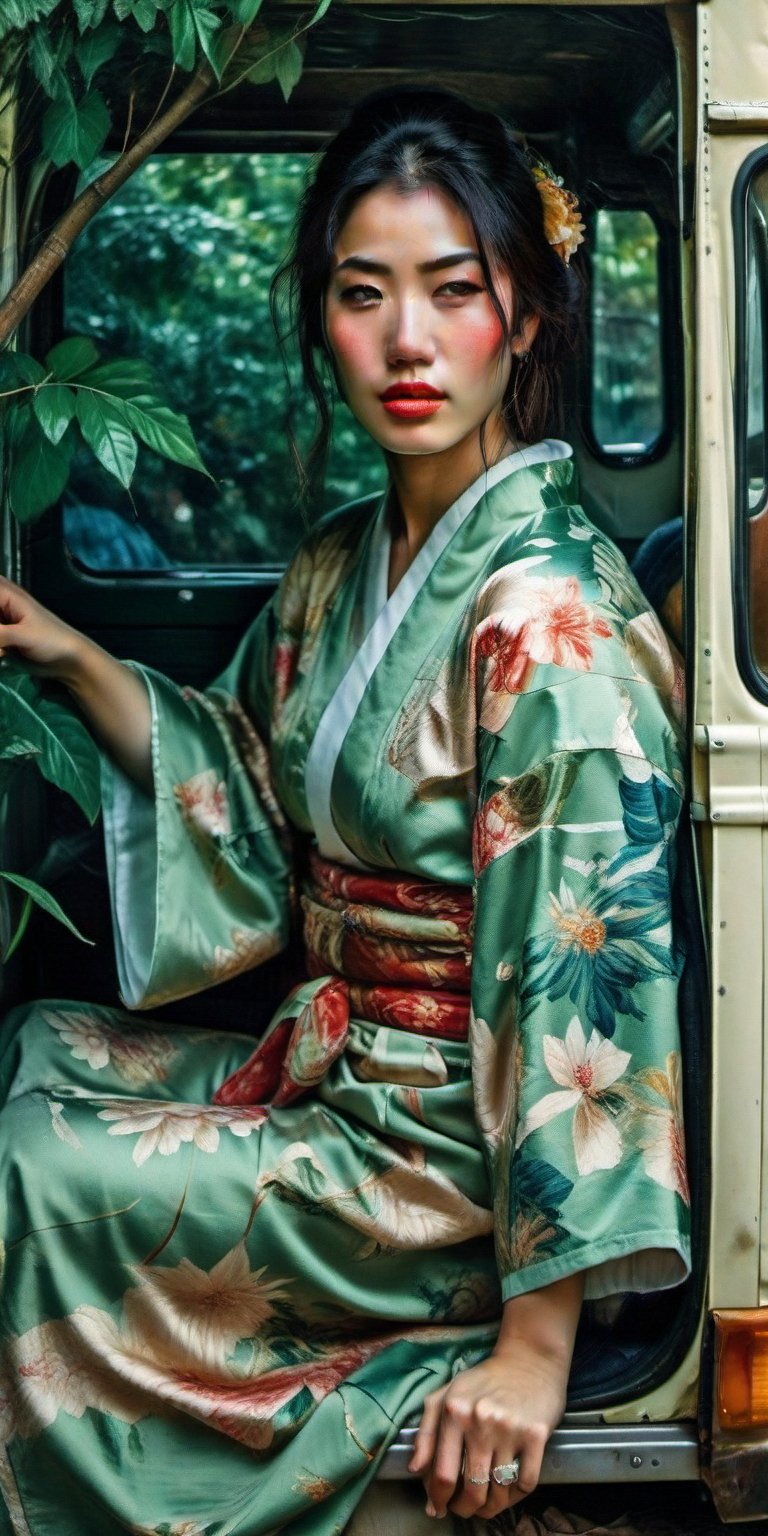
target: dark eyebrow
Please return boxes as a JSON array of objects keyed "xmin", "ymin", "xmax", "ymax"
[{"xmin": 333, "ymin": 250, "xmax": 483, "ymax": 277}]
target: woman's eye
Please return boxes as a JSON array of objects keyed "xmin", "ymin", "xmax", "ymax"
[
  {"xmin": 338, "ymin": 285, "xmax": 382, "ymax": 306},
  {"xmin": 437, "ymin": 280, "xmax": 484, "ymax": 300}
]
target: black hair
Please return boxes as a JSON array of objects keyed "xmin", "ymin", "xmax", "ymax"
[{"xmin": 270, "ymin": 87, "xmax": 583, "ymax": 497}]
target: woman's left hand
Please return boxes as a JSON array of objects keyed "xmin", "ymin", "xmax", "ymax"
[{"xmin": 408, "ymin": 1271, "xmax": 584, "ymax": 1521}]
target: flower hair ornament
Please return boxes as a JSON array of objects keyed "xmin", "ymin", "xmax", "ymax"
[{"xmin": 527, "ymin": 154, "xmax": 586, "ymax": 265}]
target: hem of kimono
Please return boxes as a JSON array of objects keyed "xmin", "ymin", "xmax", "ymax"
[{"xmin": 498, "ymin": 1231, "xmax": 691, "ymax": 1304}]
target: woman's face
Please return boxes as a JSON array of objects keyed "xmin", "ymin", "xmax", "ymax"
[{"xmin": 324, "ymin": 183, "xmax": 533, "ymax": 459}]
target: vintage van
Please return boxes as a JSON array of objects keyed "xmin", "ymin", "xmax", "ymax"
[{"xmin": 1, "ymin": 0, "xmax": 768, "ymax": 1523}]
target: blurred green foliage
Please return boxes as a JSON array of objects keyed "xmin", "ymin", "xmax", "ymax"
[
  {"xmin": 65, "ymin": 151, "xmax": 384, "ymax": 567},
  {"xmin": 591, "ymin": 209, "xmax": 663, "ymax": 454}
]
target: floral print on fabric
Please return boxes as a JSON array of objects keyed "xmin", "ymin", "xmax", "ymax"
[
  {"xmin": 0, "ymin": 453, "xmax": 690, "ymax": 1535},
  {"xmin": 516, "ymin": 1016, "xmax": 631, "ymax": 1176},
  {"xmin": 522, "ymin": 769, "xmax": 680, "ymax": 1037}
]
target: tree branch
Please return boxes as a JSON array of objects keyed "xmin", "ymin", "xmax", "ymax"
[{"xmin": 0, "ymin": 59, "xmax": 216, "ymax": 350}]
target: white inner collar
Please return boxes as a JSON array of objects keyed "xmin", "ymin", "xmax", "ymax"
[{"xmin": 305, "ymin": 438, "xmax": 573, "ymax": 868}]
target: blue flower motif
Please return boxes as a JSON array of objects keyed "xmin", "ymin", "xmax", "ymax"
[{"xmin": 521, "ymin": 771, "xmax": 681, "ymax": 1037}]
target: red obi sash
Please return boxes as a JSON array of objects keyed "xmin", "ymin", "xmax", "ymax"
[{"xmin": 213, "ymin": 851, "xmax": 473, "ymax": 1108}]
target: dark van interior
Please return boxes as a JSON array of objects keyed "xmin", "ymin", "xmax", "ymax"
[{"xmin": 3, "ymin": 3, "xmax": 706, "ymax": 1419}]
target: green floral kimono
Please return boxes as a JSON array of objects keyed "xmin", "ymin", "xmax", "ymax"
[{"xmin": 0, "ymin": 442, "xmax": 690, "ymax": 1536}]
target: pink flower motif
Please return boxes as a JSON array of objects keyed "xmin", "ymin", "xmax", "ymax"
[
  {"xmin": 273, "ymin": 639, "xmax": 298, "ymax": 709},
  {"xmin": 174, "ymin": 770, "xmax": 231, "ymax": 838},
  {"xmin": 172, "ymin": 1339, "xmax": 382, "ymax": 1451},
  {"xmin": 477, "ymin": 575, "xmax": 611, "ymax": 698},
  {"xmin": 472, "ymin": 790, "xmax": 525, "ymax": 874}
]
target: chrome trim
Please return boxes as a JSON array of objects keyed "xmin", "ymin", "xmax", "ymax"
[{"xmin": 378, "ymin": 1422, "xmax": 700, "ymax": 1482}]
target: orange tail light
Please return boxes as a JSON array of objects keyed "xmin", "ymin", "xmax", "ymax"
[{"xmin": 715, "ymin": 1309, "xmax": 768, "ymax": 1428}]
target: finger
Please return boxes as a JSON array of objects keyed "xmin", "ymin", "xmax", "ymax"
[
  {"xmin": 448, "ymin": 1451, "xmax": 493, "ymax": 1518},
  {"xmin": 479, "ymin": 1435, "xmax": 547, "ymax": 1518},
  {"xmin": 424, "ymin": 1396, "xmax": 469, "ymax": 1518},
  {"xmin": 408, "ymin": 1388, "xmax": 446, "ymax": 1474}
]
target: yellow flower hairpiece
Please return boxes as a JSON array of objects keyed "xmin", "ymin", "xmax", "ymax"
[{"xmin": 529, "ymin": 162, "xmax": 585, "ymax": 266}]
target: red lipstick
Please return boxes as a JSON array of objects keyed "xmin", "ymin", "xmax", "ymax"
[{"xmin": 379, "ymin": 382, "xmax": 446, "ymax": 419}]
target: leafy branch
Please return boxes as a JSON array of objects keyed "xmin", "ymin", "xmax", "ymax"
[
  {"xmin": 0, "ymin": 0, "xmax": 335, "ymax": 958},
  {"xmin": 0, "ymin": 663, "xmax": 101, "ymax": 959},
  {"xmin": 1, "ymin": 336, "xmax": 209, "ymax": 519},
  {"xmin": 0, "ymin": 0, "xmax": 332, "ymax": 349}
]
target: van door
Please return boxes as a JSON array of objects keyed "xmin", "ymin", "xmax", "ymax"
[{"xmin": 692, "ymin": 0, "xmax": 768, "ymax": 1516}]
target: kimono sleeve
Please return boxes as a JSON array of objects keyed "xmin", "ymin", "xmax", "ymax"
[
  {"xmin": 101, "ymin": 599, "xmax": 294, "ymax": 1011},
  {"xmin": 470, "ymin": 605, "xmax": 691, "ymax": 1304}
]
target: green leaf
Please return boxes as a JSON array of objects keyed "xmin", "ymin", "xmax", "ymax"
[
  {"xmin": 0, "ymin": 352, "xmax": 46, "ymax": 392},
  {"xmin": 0, "ymin": 872, "xmax": 93, "ymax": 953},
  {"xmin": 310, "ymin": 0, "xmax": 332, "ymax": 21},
  {"xmin": 75, "ymin": 19, "xmax": 121, "ymax": 88},
  {"xmin": 230, "ymin": 0, "xmax": 263, "ymax": 22},
  {"xmin": 33, "ymin": 384, "xmax": 77, "ymax": 446},
  {"xmin": 122, "ymin": 395, "xmax": 209, "ymax": 476},
  {"xmin": 167, "ymin": 0, "xmax": 195, "ymax": 71},
  {"xmin": 41, "ymin": 87, "xmax": 110, "ymax": 170},
  {"xmin": 192, "ymin": 4, "xmax": 222, "ymax": 72},
  {"xmin": 78, "ymin": 357, "xmax": 162, "ymax": 398},
  {"xmin": 0, "ymin": 0, "xmax": 61, "ymax": 40},
  {"xmin": 246, "ymin": 49, "xmax": 278, "ymax": 86},
  {"xmin": 215, "ymin": 21, "xmax": 272, "ymax": 84},
  {"xmin": 0, "ymin": 1, "xmax": 28, "ymax": 40},
  {"xmin": 76, "ymin": 392, "xmax": 137, "ymax": 487},
  {"xmin": 113, "ymin": 0, "xmax": 158, "ymax": 30},
  {"xmin": 0, "ymin": 670, "xmax": 102, "ymax": 823},
  {"xmin": 3, "ymin": 892, "xmax": 33, "ymax": 963},
  {"xmin": 28, "ymin": 23, "xmax": 59, "ymax": 91},
  {"xmin": 47, "ymin": 62, "xmax": 76, "ymax": 103},
  {"xmin": 73, "ymin": 0, "xmax": 110, "ymax": 30},
  {"xmin": 8, "ymin": 415, "xmax": 72, "ymax": 522},
  {"xmin": 274, "ymin": 36, "xmax": 304, "ymax": 102},
  {"xmin": 45, "ymin": 336, "xmax": 100, "ymax": 381}
]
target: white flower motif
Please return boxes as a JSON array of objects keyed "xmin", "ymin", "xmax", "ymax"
[
  {"xmin": 95, "ymin": 1101, "xmax": 266, "ymax": 1166},
  {"xmin": 48, "ymin": 1100, "xmax": 83, "ymax": 1152},
  {"xmin": 515, "ymin": 1015, "xmax": 631, "ymax": 1175},
  {"xmin": 45, "ymin": 1010, "xmax": 109, "ymax": 1069},
  {"xmin": 43, "ymin": 1008, "xmax": 178, "ymax": 1087},
  {"xmin": 639, "ymin": 1052, "xmax": 689, "ymax": 1205},
  {"xmin": 126, "ymin": 1244, "xmax": 292, "ymax": 1369},
  {"xmin": 208, "ymin": 927, "xmax": 279, "ymax": 984},
  {"xmin": 9, "ymin": 1313, "xmax": 143, "ymax": 1437}
]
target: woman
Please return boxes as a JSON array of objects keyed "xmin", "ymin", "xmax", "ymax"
[{"xmin": 0, "ymin": 91, "xmax": 689, "ymax": 1535}]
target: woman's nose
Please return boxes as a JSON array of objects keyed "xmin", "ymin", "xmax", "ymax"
[{"xmin": 385, "ymin": 299, "xmax": 436, "ymax": 368}]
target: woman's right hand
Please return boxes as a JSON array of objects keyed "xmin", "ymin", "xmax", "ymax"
[
  {"xmin": 0, "ymin": 575, "xmax": 88, "ymax": 680},
  {"xmin": 0, "ymin": 574, "xmax": 154, "ymax": 792}
]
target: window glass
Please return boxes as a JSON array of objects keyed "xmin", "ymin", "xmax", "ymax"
[
  {"xmin": 64, "ymin": 153, "xmax": 383, "ymax": 571},
  {"xmin": 590, "ymin": 209, "xmax": 664, "ymax": 457},
  {"xmin": 742, "ymin": 165, "xmax": 768, "ymax": 677}
]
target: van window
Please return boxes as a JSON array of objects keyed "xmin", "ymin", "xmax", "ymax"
[
  {"xmin": 738, "ymin": 156, "xmax": 768, "ymax": 684},
  {"xmin": 63, "ymin": 152, "xmax": 382, "ymax": 572},
  {"xmin": 590, "ymin": 208, "xmax": 664, "ymax": 458}
]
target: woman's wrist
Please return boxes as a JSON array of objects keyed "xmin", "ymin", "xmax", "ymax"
[
  {"xmin": 492, "ymin": 1271, "xmax": 585, "ymax": 1365},
  {"xmin": 55, "ymin": 631, "xmax": 110, "ymax": 691}
]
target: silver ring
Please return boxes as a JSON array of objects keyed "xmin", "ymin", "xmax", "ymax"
[
  {"xmin": 491, "ymin": 1458, "xmax": 520, "ymax": 1486},
  {"xmin": 466, "ymin": 1474, "xmax": 490, "ymax": 1485}
]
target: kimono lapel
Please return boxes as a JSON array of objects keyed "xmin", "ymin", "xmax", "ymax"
[{"xmin": 304, "ymin": 439, "xmax": 573, "ymax": 866}]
